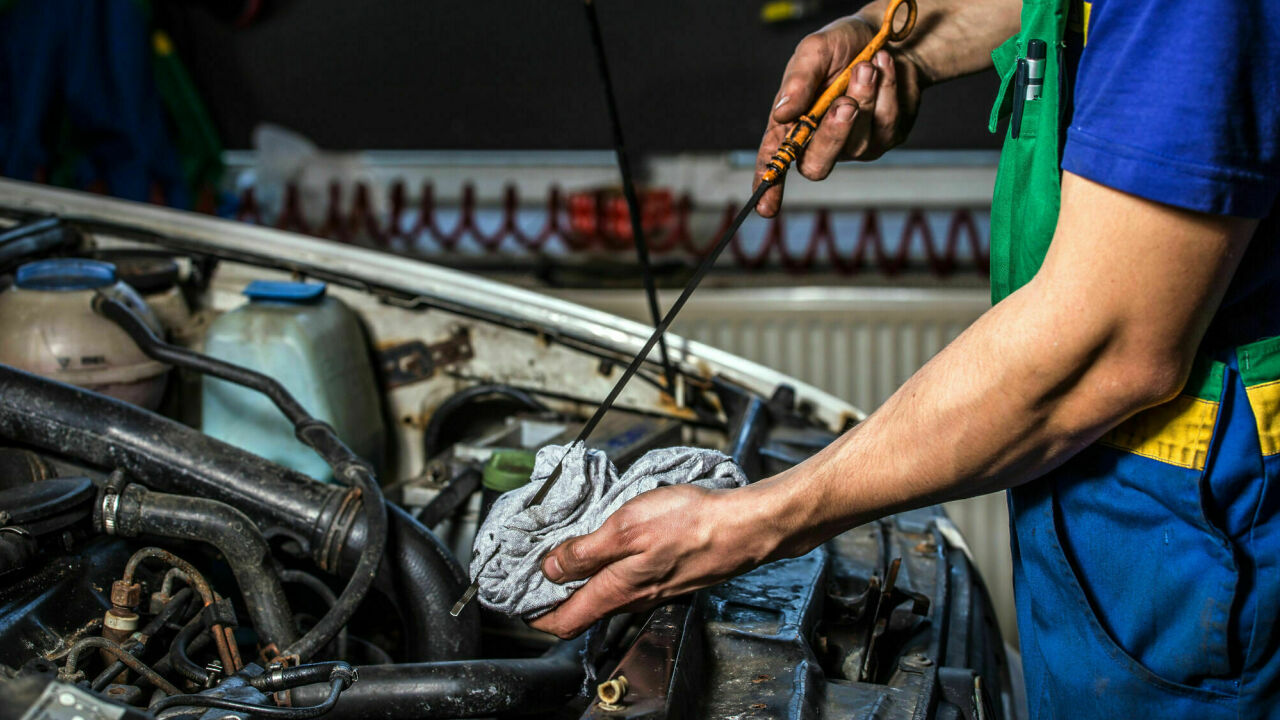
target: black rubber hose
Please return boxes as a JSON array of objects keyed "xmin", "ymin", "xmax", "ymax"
[
  {"xmin": 153, "ymin": 676, "xmax": 352, "ymax": 719},
  {"xmin": 94, "ymin": 294, "xmax": 356, "ymax": 471},
  {"xmin": 109, "ymin": 484, "xmax": 299, "ymax": 652},
  {"xmin": 0, "ymin": 364, "xmax": 478, "ymax": 661},
  {"xmin": 421, "ymin": 384, "xmax": 547, "ymax": 459},
  {"xmin": 0, "ymin": 364, "xmax": 342, "ymax": 552},
  {"xmin": 288, "ymin": 638, "xmax": 586, "ymax": 719},
  {"xmin": 92, "ymin": 587, "xmax": 196, "ymax": 691},
  {"xmin": 151, "ymin": 631, "xmax": 212, "ymax": 684},
  {"xmin": 280, "ymin": 570, "xmax": 349, "ymax": 660},
  {"xmin": 249, "ymin": 661, "xmax": 354, "ymax": 692},
  {"xmin": 415, "ymin": 467, "xmax": 481, "ymax": 528},
  {"xmin": 283, "ymin": 464, "xmax": 384, "ymax": 661},
  {"xmin": 374, "ymin": 505, "xmax": 477, "ymax": 660},
  {"xmin": 168, "ymin": 614, "xmax": 212, "ymax": 686},
  {"xmin": 0, "ymin": 528, "xmax": 36, "ymax": 577}
]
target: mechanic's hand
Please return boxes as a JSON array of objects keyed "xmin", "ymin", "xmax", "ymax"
[
  {"xmin": 755, "ymin": 17, "xmax": 924, "ymax": 217},
  {"xmin": 528, "ymin": 483, "xmax": 779, "ymax": 639}
]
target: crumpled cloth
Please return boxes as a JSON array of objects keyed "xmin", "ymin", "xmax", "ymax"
[{"xmin": 470, "ymin": 441, "xmax": 748, "ymax": 619}]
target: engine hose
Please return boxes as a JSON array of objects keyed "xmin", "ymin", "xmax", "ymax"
[
  {"xmin": 280, "ymin": 570, "xmax": 349, "ymax": 660},
  {"xmin": 168, "ymin": 614, "xmax": 212, "ymax": 686},
  {"xmin": 152, "ymin": 671, "xmax": 354, "ymax": 719},
  {"xmin": 281, "ymin": 464, "xmax": 383, "ymax": 662},
  {"xmin": 249, "ymin": 661, "xmax": 353, "ymax": 692},
  {"xmin": 420, "ymin": 384, "xmax": 548, "ymax": 459},
  {"xmin": 0, "ymin": 527, "xmax": 36, "ymax": 577},
  {"xmin": 287, "ymin": 638, "xmax": 586, "ymax": 719},
  {"xmin": 151, "ymin": 629, "xmax": 212, "ymax": 685},
  {"xmin": 415, "ymin": 467, "xmax": 481, "ymax": 528},
  {"xmin": 93, "ymin": 293, "xmax": 359, "ymax": 473},
  {"xmin": 106, "ymin": 483, "xmax": 299, "ymax": 654},
  {"xmin": 0, "ymin": 364, "xmax": 478, "ymax": 661}
]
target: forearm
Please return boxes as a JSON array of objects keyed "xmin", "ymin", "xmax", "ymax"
[
  {"xmin": 747, "ymin": 281, "xmax": 1169, "ymax": 557},
  {"xmin": 853, "ymin": 0, "xmax": 1021, "ymax": 85}
]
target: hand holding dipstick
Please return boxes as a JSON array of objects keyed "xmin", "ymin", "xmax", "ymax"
[
  {"xmin": 451, "ymin": 0, "xmax": 918, "ymax": 619},
  {"xmin": 759, "ymin": 0, "xmax": 918, "ymax": 185}
]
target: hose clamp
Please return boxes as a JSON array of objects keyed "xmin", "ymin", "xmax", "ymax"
[
  {"xmin": 100, "ymin": 488, "xmax": 120, "ymax": 535},
  {"xmin": 330, "ymin": 664, "xmax": 358, "ymax": 688},
  {"xmin": 267, "ymin": 664, "xmax": 287, "ymax": 690}
]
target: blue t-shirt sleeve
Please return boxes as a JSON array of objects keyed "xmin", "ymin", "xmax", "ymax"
[{"xmin": 1061, "ymin": 0, "xmax": 1280, "ymax": 218}]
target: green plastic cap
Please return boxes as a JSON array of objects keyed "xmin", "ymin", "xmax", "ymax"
[{"xmin": 482, "ymin": 449, "xmax": 538, "ymax": 493}]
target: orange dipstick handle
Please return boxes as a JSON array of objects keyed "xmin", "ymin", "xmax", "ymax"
[{"xmin": 760, "ymin": 0, "xmax": 918, "ymax": 185}]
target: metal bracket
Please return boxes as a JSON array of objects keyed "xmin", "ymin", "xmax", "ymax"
[
  {"xmin": 580, "ymin": 595, "xmax": 704, "ymax": 719},
  {"xmin": 379, "ymin": 328, "xmax": 474, "ymax": 389}
]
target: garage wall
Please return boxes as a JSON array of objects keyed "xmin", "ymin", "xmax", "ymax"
[{"xmin": 157, "ymin": 0, "xmax": 1001, "ymax": 152}]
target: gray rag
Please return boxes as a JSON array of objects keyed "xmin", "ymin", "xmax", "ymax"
[{"xmin": 470, "ymin": 441, "xmax": 748, "ymax": 619}]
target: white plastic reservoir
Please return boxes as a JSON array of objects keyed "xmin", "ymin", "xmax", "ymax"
[
  {"xmin": 202, "ymin": 281, "xmax": 384, "ymax": 482},
  {"xmin": 0, "ymin": 259, "xmax": 169, "ymax": 409}
]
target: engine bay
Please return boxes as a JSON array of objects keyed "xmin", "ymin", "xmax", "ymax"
[{"xmin": 0, "ymin": 198, "xmax": 1014, "ymax": 720}]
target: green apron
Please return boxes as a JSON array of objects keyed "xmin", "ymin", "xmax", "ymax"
[
  {"xmin": 991, "ymin": 1, "xmax": 1280, "ymax": 716},
  {"xmin": 988, "ymin": 0, "xmax": 1066, "ymax": 303}
]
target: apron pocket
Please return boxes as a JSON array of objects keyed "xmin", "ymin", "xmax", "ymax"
[{"xmin": 1015, "ymin": 98, "xmax": 1045, "ymax": 141}]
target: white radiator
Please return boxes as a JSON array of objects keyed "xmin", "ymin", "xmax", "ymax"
[{"xmin": 554, "ymin": 285, "xmax": 1017, "ymax": 643}]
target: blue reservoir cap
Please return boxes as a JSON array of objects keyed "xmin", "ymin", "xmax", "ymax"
[
  {"xmin": 15, "ymin": 259, "xmax": 118, "ymax": 291},
  {"xmin": 243, "ymin": 280, "xmax": 327, "ymax": 303}
]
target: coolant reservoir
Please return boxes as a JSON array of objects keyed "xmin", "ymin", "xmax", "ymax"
[
  {"xmin": 0, "ymin": 259, "xmax": 169, "ymax": 409},
  {"xmin": 201, "ymin": 280, "xmax": 384, "ymax": 482}
]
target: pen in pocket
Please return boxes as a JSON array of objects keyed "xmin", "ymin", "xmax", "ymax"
[
  {"xmin": 1011, "ymin": 39, "xmax": 1046, "ymax": 139},
  {"xmin": 1011, "ymin": 58, "xmax": 1029, "ymax": 138},
  {"xmin": 1026, "ymin": 39, "xmax": 1046, "ymax": 100}
]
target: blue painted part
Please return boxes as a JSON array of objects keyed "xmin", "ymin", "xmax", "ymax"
[
  {"xmin": 243, "ymin": 280, "xmax": 327, "ymax": 303},
  {"xmin": 15, "ymin": 259, "xmax": 117, "ymax": 291}
]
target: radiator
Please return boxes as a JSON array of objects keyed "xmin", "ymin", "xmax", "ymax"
[{"xmin": 553, "ymin": 285, "xmax": 1017, "ymax": 643}]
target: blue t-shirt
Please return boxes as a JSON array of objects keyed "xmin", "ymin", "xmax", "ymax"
[{"xmin": 1060, "ymin": 0, "xmax": 1280, "ymax": 354}]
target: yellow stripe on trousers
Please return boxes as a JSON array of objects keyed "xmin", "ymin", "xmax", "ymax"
[
  {"xmin": 1245, "ymin": 380, "xmax": 1280, "ymax": 456},
  {"xmin": 1100, "ymin": 394, "xmax": 1219, "ymax": 470}
]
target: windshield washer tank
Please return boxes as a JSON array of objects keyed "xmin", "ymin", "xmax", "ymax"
[{"xmin": 201, "ymin": 280, "xmax": 384, "ymax": 482}]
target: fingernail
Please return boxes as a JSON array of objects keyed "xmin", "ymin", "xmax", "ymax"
[
  {"xmin": 856, "ymin": 63, "xmax": 876, "ymax": 86},
  {"xmin": 774, "ymin": 95, "xmax": 789, "ymax": 110},
  {"xmin": 834, "ymin": 103, "xmax": 855, "ymax": 122},
  {"xmin": 544, "ymin": 555, "xmax": 562, "ymax": 581}
]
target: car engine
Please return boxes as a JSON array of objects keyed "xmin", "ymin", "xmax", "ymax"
[{"xmin": 0, "ymin": 198, "xmax": 1016, "ymax": 720}]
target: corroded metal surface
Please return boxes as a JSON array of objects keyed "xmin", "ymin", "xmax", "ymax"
[
  {"xmin": 582, "ymin": 598, "xmax": 703, "ymax": 720},
  {"xmin": 582, "ymin": 508, "xmax": 1011, "ymax": 719}
]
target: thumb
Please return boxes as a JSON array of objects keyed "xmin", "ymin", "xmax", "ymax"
[{"xmin": 542, "ymin": 524, "xmax": 633, "ymax": 584}]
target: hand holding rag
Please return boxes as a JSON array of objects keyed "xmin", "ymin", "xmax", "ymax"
[{"xmin": 470, "ymin": 441, "xmax": 748, "ymax": 619}]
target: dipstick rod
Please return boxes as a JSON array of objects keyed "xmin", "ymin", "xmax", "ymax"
[
  {"xmin": 451, "ymin": 0, "xmax": 918, "ymax": 617},
  {"xmin": 450, "ymin": 181, "xmax": 772, "ymax": 618},
  {"xmin": 582, "ymin": 0, "xmax": 677, "ymax": 394}
]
